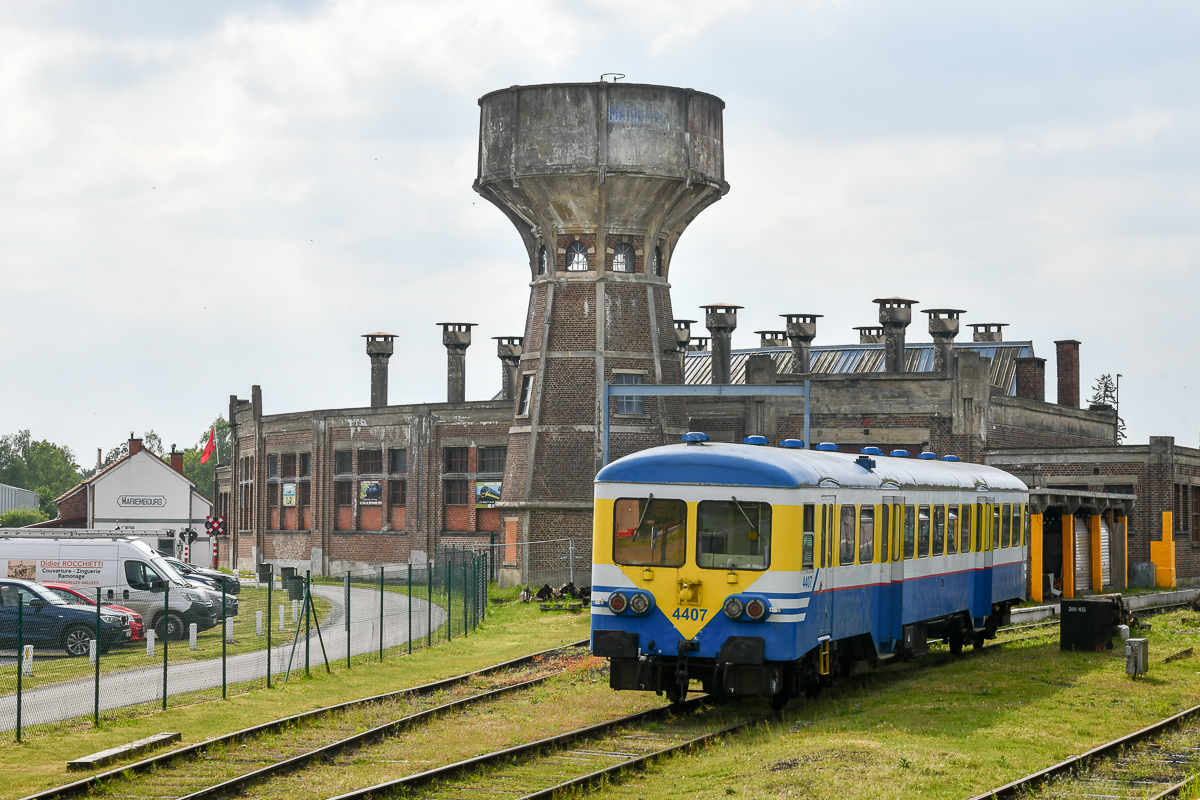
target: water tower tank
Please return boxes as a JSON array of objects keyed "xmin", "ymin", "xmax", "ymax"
[{"xmin": 474, "ymin": 82, "xmax": 729, "ymax": 578}]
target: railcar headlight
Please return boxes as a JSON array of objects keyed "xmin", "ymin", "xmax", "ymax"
[
  {"xmin": 629, "ymin": 592, "xmax": 650, "ymax": 615},
  {"xmin": 608, "ymin": 592, "xmax": 628, "ymax": 614},
  {"xmin": 745, "ymin": 598, "xmax": 768, "ymax": 621},
  {"xmin": 723, "ymin": 596, "xmax": 744, "ymax": 619}
]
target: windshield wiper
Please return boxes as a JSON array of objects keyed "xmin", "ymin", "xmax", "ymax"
[{"xmin": 730, "ymin": 496, "xmax": 757, "ymax": 532}]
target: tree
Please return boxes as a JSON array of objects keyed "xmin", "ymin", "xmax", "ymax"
[
  {"xmin": 182, "ymin": 416, "xmax": 232, "ymax": 499},
  {"xmin": 97, "ymin": 430, "xmax": 166, "ymax": 470},
  {"xmin": 0, "ymin": 431, "xmax": 83, "ymax": 516},
  {"xmin": 0, "ymin": 508, "xmax": 48, "ymax": 527},
  {"xmin": 1088, "ymin": 373, "xmax": 1126, "ymax": 443}
]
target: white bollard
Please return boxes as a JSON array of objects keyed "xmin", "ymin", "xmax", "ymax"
[
  {"xmin": 280, "ymin": 605, "xmax": 286, "ymax": 631},
  {"xmin": 225, "ymin": 617, "xmax": 234, "ymax": 643},
  {"xmin": 1118, "ymin": 624, "xmax": 1131, "ymax": 641},
  {"xmin": 189, "ymin": 623, "xmax": 198, "ymax": 650},
  {"xmin": 256, "ymin": 610, "xmax": 263, "ymax": 636},
  {"xmin": 292, "ymin": 599, "xmax": 298, "ymax": 625},
  {"xmin": 89, "ymin": 639, "xmax": 97, "ymax": 665},
  {"xmin": 22, "ymin": 645, "xmax": 33, "ymax": 677},
  {"xmin": 146, "ymin": 629, "xmax": 156, "ymax": 656}
]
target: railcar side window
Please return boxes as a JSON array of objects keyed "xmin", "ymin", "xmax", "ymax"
[
  {"xmin": 840, "ymin": 505, "xmax": 856, "ymax": 565},
  {"xmin": 917, "ymin": 505, "xmax": 931, "ymax": 557},
  {"xmin": 612, "ymin": 498, "xmax": 687, "ymax": 567},
  {"xmin": 992, "ymin": 505, "xmax": 1001, "ymax": 549},
  {"xmin": 859, "ymin": 506, "xmax": 875, "ymax": 564},
  {"xmin": 879, "ymin": 504, "xmax": 890, "ymax": 562},
  {"xmin": 960, "ymin": 504, "xmax": 971, "ymax": 552},
  {"xmin": 1024, "ymin": 504, "xmax": 1031, "ymax": 546},
  {"xmin": 947, "ymin": 505, "xmax": 958, "ymax": 554},
  {"xmin": 975, "ymin": 503, "xmax": 984, "ymax": 551},
  {"xmin": 1017, "ymin": 504, "xmax": 1026, "ymax": 547},
  {"xmin": 697, "ymin": 500, "xmax": 772, "ymax": 571},
  {"xmin": 825, "ymin": 504, "xmax": 834, "ymax": 567},
  {"xmin": 1001, "ymin": 503, "xmax": 1011, "ymax": 547},
  {"xmin": 933, "ymin": 505, "xmax": 945, "ymax": 556},
  {"xmin": 802, "ymin": 504, "xmax": 815, "ymax": 570},
  {"xmin": 904, "ymin": 505, "xmax": 915, "ymax": 559}
]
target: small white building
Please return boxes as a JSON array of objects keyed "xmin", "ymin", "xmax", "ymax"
[{"xmin": 0, "ymin": 483, "xmax": 39, "ymax": 515}]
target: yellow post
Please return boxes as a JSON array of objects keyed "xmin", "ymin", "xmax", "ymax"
[
  {"xmin": 1030, "ymin": 513, "xmax": 1044, "ymax": 602},
  {"xmin": 1062, "ymin": 514, "xmax": 1075, "ymax": 599},
  {"xmin": 1090, "ymin": 514, "xmax": 1103, "ymax": 591},
  {"xmin": 1120, "ymin": 514, "xmax": 1128, "ymax": 589},
  {"xmin": 1150, "ymin": 512, "xmax": 1176, "ymax": 588}
]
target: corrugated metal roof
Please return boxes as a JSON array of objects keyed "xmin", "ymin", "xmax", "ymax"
[{"xmin": 684, "ymin": 342, "xmax": 1034, "ymax": 394}]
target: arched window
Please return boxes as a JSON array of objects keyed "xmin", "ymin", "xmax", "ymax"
[
  {"xmin": 611, "ymin": 242, "xmax": 635, "ymax": 272},
  {"xmin": 653, "ymin": 246, "xmax": 663, "ymax": 277},
  {"xmin": 537, "ymin": 245, "xmax": 547, "ymax": 275},
  {"xmin": 565, "ymin": 241, "xmax": 589, "ymax": 271}
]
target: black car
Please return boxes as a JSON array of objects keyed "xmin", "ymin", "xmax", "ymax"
[{"xmin": 0, "ymin": 580, "xmax": 126, "ymax": 656}]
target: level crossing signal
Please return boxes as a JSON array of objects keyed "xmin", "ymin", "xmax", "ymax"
[{"xmin": 204, "ymin": 515, "xmax": 227, "ymax": 536}]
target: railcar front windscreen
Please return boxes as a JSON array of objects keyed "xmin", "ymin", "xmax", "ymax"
[
  {"xmin": 612, "ymin": 498, "xmax": 687, "ymax": 567},
  {"xmin": 697, "ymin": 500, "xmax": 772, "ymax": 570}
]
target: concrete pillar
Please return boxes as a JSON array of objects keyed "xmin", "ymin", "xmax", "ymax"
[
  {"xmin": 1062, "ymin": 514, "xmax": 1075, "ymax": 599},
  {"xmin": 873, "ymin": 298, "xmax": 917, "ymax": 373},
  {"xmin": 439, "ymin": 323, "xmax": 475, "ymax": 403},
  {"xmin": 1015, "ymin": 357, "xmax": 1046, "ymax": 401},
  {"xmin": 970, "ymin": 323, "xmax": 1007, "ymax": 342},
  {"xmin": 702, "ymin": 303, "xmax": 741, "ymax": 385},
  {"xmin": 1090, "ymin": 513, "xmax": 1103, "ymax": 591},
  {"xmin": 1055, "ymin": 339, "xmax": 1081, "ymax": 408},
  {"xmin": 782, "ymin": 314, "xmax": 821, "ymax": 374},
  {"xmin": 494, "ymin": 336, "xmax": 523, "ymax": 402},
  {"xmin": 1030, "ymin": 513, "xmax": 1044, "ymax": 602},
  {"xmin": 674, "ymin": 320, "xmax": 695, "ymax": 380},
  {"xmin": 854, "ymin": 326, "xmax": 885, "ymax": 345},
  {"xmin": 362, "ymin": 333, "xmax": 396, "ymax": 408},
  {"xmin": 923, "ymin": 309, "xmax": 964, "ymax": 373}
]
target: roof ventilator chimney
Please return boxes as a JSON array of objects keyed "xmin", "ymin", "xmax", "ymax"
[
  {"xmin": 854, "ymin": 325, "xmax": 885, "ymax": 344},
  {"xmin": 363, "ymin": 332, "xmax": 396, "ymax": 408},
  {"xmin": 439, "ymin": 323, "xmax": 475, "ymax": 403},
  {"xmin": 782, "ymin": 314, "xmax": 821, "ymax": 373},
  {"xmin": 674, "ymin": 320, "xmax": 695, "ymax": 379},
  {"xmin": 923, "ymin": 308, "xmax": 964, "ymax": 373},
  {"xmin": 970, "ymin": 323, "xmax": 1007, "ymax": 343},
  {"xmin": 873, "ymin": 298, "xmax": 918, "ymax": 373},
  {"xmin": 702, "ymin": 303, "xmax": 741, "ymax": 385},
  {"xmin": 494, "ymin": 336, "xmax": 523, "ymax": 402}
]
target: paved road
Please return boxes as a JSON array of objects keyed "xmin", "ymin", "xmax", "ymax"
[{"xmin": 0, "ymin": 582, "xmax": 446, "ymax": 732}]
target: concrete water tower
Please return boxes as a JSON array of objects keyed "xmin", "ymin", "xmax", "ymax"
[{"xmin": 474, "ymin": 81, "xmax": 729, "ymax": 567}]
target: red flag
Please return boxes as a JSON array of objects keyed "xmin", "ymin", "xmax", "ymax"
[{"xmin": 200, "ymin": 427, "xmax": 216, "ymax": 464}]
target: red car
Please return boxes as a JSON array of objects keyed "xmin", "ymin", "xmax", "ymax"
[{"xmin": 42, "ymin": 583, "xmax": 145, "ymax": 641}]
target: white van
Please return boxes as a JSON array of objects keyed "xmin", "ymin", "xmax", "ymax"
[{"xmin": 0, "ymin": 537, "xmax": 216, "ymax": 639}]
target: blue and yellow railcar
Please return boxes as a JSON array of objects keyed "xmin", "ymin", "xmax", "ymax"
[{"xmin": 590, "ymin": 435, "xmax": 1028, "ymax": 706}]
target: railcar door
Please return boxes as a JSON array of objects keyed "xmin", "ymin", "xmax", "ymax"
[
  {"xmin": 815, "ymin": 496, "xmax": 836, "ymax": 640},
  {"xmin": 886, "ymin": 497, "xmax": 905, "ymax": 644}
]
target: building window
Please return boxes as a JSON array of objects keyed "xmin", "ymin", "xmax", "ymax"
[
  {"xmin": 478, "ymin": 446, "xmax": 507, "ymax": 474},
  {"xmin": 268, "ymin": 483, "xmax": 278, "ymax": 507},
  {"xmin": 281, "ymin": 454, "xmax": 297, "ymax": 478},
  {"xmin": 300, "ymin": 482, "xmax": 311, "ymax": 507},
  {"xmin": 335, "ymin": 451, "xmax": 352, "ymax": 475},
  {"xmin": 390, "ymin": 479, "xmax": 407, "ymax": 506},
  {"xmin": 611, "ymin": 242, "xmax": 635, "ymax": 273},
  {"xmin": 445, "ymin": 479, "xmax": 469, "ymax": 505},
  {"xmin": 267, "ymin": 454, "xmax": 279, "ymax": 478},
  {"xmin": 359, "ymin": 449, "xmax": 383, "ymax": 474},
  {"xmin": 653, "ymin": 245, "xmax": 662, "ymax": 277},
  {"xmin": 335, "ymin": 482, "xmax": 353, "ymax": 506},
  {"xmin": 538, "ymin": 245, "xmax": 547, "ymax": 275},
  {"xmin": 1191, "ymin": 486, "xmax": 1199, "ymax": 542},
  {"xmin": 444, "ymin": 447, "xmax": 468, "ymax": 474},
  {"xmin": 389, "ymin": 448, "xmax": 407, "ymax": 473},
  {"xmin": 613, "ymin": 373, "xmax": 645, "ymax": 415},
  {"xmin": 565, "ymin": 241, "xmax": 589, "ymax": 271},
  {"xmin": 518, "ymin": 374, "xmax": 534, "ymax": 416},
  {"xmin": 300, "ymin": 453, "xmax": 312, "ymax": 477}
]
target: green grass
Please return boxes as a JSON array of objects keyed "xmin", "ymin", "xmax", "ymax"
[{"xmin": 0, "ymin": 594, "xmax": 590, "ymax": 799}]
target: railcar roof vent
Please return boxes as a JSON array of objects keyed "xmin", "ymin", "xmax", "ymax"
[
  {"xmin": 744, "ymin": 435, "xmax": 769, "ymax": 446},
  {"xmin": 918, "ymin": 452, "xmax": 937, "ymax": 460},
  {"xmin": 815, "ymin": 442, "xmax": 838, "ymax": 451},
  {"xmin": 855, "ymin": 456, "xmax": 876, "ymax": 471},
  {"xmin": 890, "ymin": 450, "xmax": 910, "ymax": 458},
  {"xmin": 681, "ymin": 431, "xmax": 709, "ymax": 445},
  {"xmin": 942, "ymin": 455, "xmax": 961, "ymax": 462},
  {"xmin": 781, "ymin": 439, "xmax": 805, "ymax": 449},
  {"xmin": 861, "ymin": 446, "xmax": 882, "ymax": 455}
]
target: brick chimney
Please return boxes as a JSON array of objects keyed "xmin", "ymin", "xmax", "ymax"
[
  {"xmin": 169, "ymin": 445, "xmax": 184, "ymax": 474},
  {"xmin": 702, "ymin": 303, "xmax": 741, "ymax": 385},
  {"xmin": 782, "ymin": 314, "xmax": 820, "ymax": 374},
  {"xmin": 362, "ymin": 332, "xmax": 396, "ymax": 408},
  {"xmin": 1055, "ymin": 340, "xmax": 1080, "ymax": 408},
  {"xmin": 128, "ymin": 433, "xmax": 142, "ymax": 456},
  {"xmin": 1015, "ymin": 356, "xmax": 1046, "ymax": 401},
  {"xmin": 494, "ymin": 336, "xmax": 523, "ymax": 401},
  {"xmin": 873, "ymin": 298, "xmax": 918, "ymax": 373},
  {"xmin": 970, "ymin": 323, "xmax": 1007, "ymax": 342},
  {"xmin": 440, "ymin": 323, "xmax": 475, "ymax": 403},
  {"xmin": 854, "ymin": 326, "xmax": 885, "ymax": 344},
  {"xmin": 923, "ymin": 308, "xmax": 964, "ymax": 373}
]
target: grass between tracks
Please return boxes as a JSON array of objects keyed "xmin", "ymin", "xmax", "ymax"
[
  {"xmin": 598, "ymin": 611, "xmax": 1200, "ymax": 800},
  {"xmin": 0, "ymin": 597, "xmax": 589, "ymax": 799}
]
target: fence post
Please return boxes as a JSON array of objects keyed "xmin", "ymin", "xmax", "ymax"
[
  {"xmin": 16, "ymin": 595, "xmax": 22, "ymax": 742},
  {"xmin": 447, "ymin": 552, "xmax": 453, "ymax": 642},
  {"xmin": 221, "ymin": 576, "xmax": 227, "ymax": 699},
  {"xmin": 427, "ymin": 561, "xmax": 432, "ymax": 648},
  {"xmin": 162, "ymin": 583, "xmax": 169, "ymax": 711},
  {"xmin": 407, "ymin": 563, "xmax": 412, "ymax": 655},
  {"xmin": 94, "ymin": 587, "xmax": 101, "ymax": 727},
  {"xmin": 462, "ymin": 556, "xmax": 468, "ymax": 636},
  {"xmin": 568, "ymin": 538, "xmax": 575, "ymax": 586},
  {"xmin": 266, "ymin": 577, "xmax": 272, "ymax": 688},
  {"xmin": 304, "ymin": 570, "xmax": 311, "ymax": 677},
  {"xmin": 378, "ymin": 566, "xmax": 384, "ymax": 663},
  {"xmin": 345, "ymin": 572, "xmax": 351, "ymax": 670}
]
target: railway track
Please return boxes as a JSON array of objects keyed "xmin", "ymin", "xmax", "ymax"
[{"xmin": 21, "ymin": 640, "xmax": 590, "ymax": 800}]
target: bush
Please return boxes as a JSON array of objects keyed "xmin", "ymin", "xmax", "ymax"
[{"xmin": 0, "ymin": 507, "xmax": 49, "ymax": 527}]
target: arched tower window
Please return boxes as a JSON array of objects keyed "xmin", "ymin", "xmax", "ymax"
[
  {"xmin": 612, "ymin": 242, "xmax": 635, "ymax": 272},
  {"xmin": 653, "ymin": 246, "xmax": 663, "ymax": 277},
  {"xmin": 565, "ymin": 241, "xmax": 589, "ymax": 271},
  {"xmin": 537, "ymin": 245, "xmax": 547, "ymax": 275}
]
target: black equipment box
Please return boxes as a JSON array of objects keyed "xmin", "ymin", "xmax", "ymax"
[{"xmin": 1060, "ymin": 597, "xmax": 1118, "ymax": 652}]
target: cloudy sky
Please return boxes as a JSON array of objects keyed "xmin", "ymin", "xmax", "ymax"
[{"xmin": 3, "ymin": 0, "xmax": 1198, "ymax": 465}]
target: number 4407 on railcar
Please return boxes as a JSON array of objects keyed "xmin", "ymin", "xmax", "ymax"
[{"xmin": 590, "ymin": 434, "xmax": 1029, "ymax": 708}]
